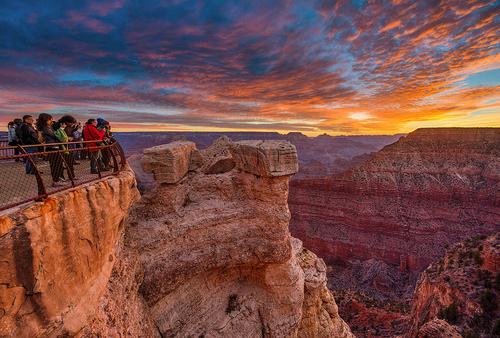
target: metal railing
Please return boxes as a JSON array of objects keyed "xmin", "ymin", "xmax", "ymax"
[{"xmin": 0, "ymin": 140, "xmax": 126, "ymax": 211}]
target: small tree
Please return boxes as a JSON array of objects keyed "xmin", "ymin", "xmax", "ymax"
[
  {"xmin": 438, "ymin": 303, "xmax": 459, "ymax": 324},
  {"xmin": 479, "ymin": 290, "xmax": 497, "ymax": 314}
]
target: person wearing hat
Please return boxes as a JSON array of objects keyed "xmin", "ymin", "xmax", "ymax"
[{"xmin": 82, "ymin": 118, "xmax": 106, "ymax": 174}]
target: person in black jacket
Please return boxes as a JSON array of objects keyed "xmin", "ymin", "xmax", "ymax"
[{"xmin": 18, "ymin": 115, "xmax": 40, "ymax": 174}]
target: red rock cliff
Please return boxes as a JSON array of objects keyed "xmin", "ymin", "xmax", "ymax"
[{"xmin": 289, "ymin": 128, "xmax": 500, "ymax": 273}]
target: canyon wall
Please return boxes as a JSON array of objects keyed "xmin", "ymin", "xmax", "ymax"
[
  {"xmin": 289, "ymin": 128, "xmax": 500, "ymax": 275},
  {"xmin": 0, "ymin": 171, "xmax": 139, "ymax": 337}
]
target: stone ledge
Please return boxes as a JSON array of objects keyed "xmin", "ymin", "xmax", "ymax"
[
  {"xmin": 141, "ymin": 141, "xmax": 196, "ymax": 184},
  {"xmin": 229, "ymin": 140, "xmax": 298, "ymax": 177}
]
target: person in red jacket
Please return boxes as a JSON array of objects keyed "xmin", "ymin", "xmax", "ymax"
[{"xmin": 83, "ymin": 119, "xmax": 106, "ymax": 174}]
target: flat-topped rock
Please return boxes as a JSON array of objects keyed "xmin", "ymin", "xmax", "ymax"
[
  {"xmin": 141, "ymin": 141, "xmax": 196, "ymax": 184},
  {"xmin": 229, "ymin": 140, "xmax": 299, "ymax": 177}
]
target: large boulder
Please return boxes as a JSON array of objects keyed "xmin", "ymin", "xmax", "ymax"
[
  {"xmin": 141, "ymin": 141, "xmax": 196, "ymax": 184},
  {"xmin": 199, "ymin": 136, "xmax": 235, "ymax": 175},
  {"xmin": 229, "ymin": 140, "xmax": 298, "ymax": 177}
]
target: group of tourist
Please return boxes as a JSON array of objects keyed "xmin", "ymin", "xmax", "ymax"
[{"xmin": 6, "ymin": 114, "xmax": 115, "ymax": 187}]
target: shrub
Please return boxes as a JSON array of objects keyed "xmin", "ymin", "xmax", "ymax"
[
  {"xmin": 226, "ymin": 294, "xmax": 240, "ymax": 314},
  {"xmin": 479, "ymin": 290, "xmax": 497, "ymax": 314},
  {"xmin": 462, "ymin": 329, "xmax": 480, "ymax": 338},
  {"xmin": 492, "ymin": 319, "xmax": 500, "ymax": 335},
  {"xmin": 472, "ymin": 251, "xmax": 483, "ymax": 265},
  {"xmin": 438, "ymin": 303, "xmax": 459, "ymax": 324}
]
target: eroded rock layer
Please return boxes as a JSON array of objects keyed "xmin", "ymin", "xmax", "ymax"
[
  {"xmin": 289, "ymin": 128, "xmax": 500, "ymax": 273},
  {"xmin": 1, "ymin": 137, "xmax": 353, "ymax": 337},
  {"xmin": 0, "ymin": 171, "xmax": 139, "ymax": 337}
]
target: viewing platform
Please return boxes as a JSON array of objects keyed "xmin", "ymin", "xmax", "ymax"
[{"xmin": 0, "ymin": 140, "xmax": 126, "ymax": 211}]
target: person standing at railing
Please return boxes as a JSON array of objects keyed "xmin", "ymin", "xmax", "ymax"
[
  {"xmin": 73, "ymin": 122, "xmax": 87, "ymax": 164},
  {"xmin": 65, "ymin": 121, "xmax": 82, "ymax": 163},
  {"xmin": 37, "ymin": 113, "xmax": 65, "ymax": 187},
  {"xmin": 54, "ymin": 116, "xmax": 77, "ymax": 181},
  {"xmin": 97, "ymin": 119, "xmax": 113, "ymax": 171},
  {"xmin": 7, "ymin": 121, "xmax": 21, "ymax": 161},
  {"xmin": 18, "ymin": 115, "xmax": 40, "ymax": 175},
  {"xmin": 83, "ymin": 118, "xmax": 106, "ymax": 174}
]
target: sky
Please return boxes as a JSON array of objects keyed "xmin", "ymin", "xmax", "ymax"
[{"xmin": 0, "ymin": 0, "xmax": 499, "ymax": 135}]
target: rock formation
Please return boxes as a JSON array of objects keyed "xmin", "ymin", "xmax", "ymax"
[
  {"xmin": 0, "ymin": 171, "xmax": 139, "ymax": 337},
  {"xmin": 289, "ymin": 127, "xmax": 499, "ymax": 275},
  {"xmin": 289, "ymin": 127, "xmax": 499, "ymax": 336},
  {"xmin": 116, "ymin": 131, "xmax": 402, "ymax": 178},
  {"xmin": 111, "ymin": 138, "xmax": 352, "ymax": 337},
  {"xmin": 0, "ymin": 137, "xmax": 353, "ymax": 337},
  {"xmin": 407, "ymin": 232, "xmax": 499, "ymax": 337}
]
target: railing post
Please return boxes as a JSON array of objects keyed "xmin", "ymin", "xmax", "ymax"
[
  {"xmin": 114, "ymin": 142, "xmax": 127, "ymax": 170},
  {"xmin": 19, "ymin": 145, "xmax": 47, "ymax": 199},
  {"xmin": 59, "ymin": 151, "xmax": 75, "ymax": 187},
  {"xmin": 109, "ymin": 144, "xmax": 119, "ymax": 173}
]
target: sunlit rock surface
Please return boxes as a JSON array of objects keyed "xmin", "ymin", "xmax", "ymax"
[
  {"xmin": 141, "ymin": 141, "xmax": 196, "ymax": 184},
  {"xmin": 0, "ymin": 171, "xmax": 139, "ymax": 337}
]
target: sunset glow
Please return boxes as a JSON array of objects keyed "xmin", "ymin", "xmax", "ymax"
[{"xmin": 0, "ymin": 0, "xmax": 499, "ymax": 134}]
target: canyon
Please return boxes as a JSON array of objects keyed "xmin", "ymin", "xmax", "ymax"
[
  {"xmin": 0, "ymin": 137, "xmax": 353, "ymax": 337},
  {"xmin": 1, "ymin": 127, "xmax": 498, "ymax": 337},
  {"xmin": 289, "ymin": 127, "xmax": 500, "ymax": 336}
]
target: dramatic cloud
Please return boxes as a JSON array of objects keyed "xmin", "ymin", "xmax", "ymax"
[{"xmin": 0, "ymin": 0, "xmax": 498, "ymax": 134}]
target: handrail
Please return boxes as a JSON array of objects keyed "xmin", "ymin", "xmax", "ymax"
[
  {"xmin": 0, "ymin": 140, "xmax": 127, "ymax": 211},
  {"xmin": 0, "ymin": 139, "xmax": 113, "ymax": 149},
  {"xmin": 0, "ymin": 143, "xmax": 119, "ymax": 160}
]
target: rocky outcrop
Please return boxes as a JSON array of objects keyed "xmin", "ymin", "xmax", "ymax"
[
  {"xmin": 120, "ymin": 137, "xmax": 352, "ymax": 337},
  {"xmin": 296, "ymin": 247, "xmax": 353, "ymax": 338},
  {"xmin": 229, "ymin": 140, "xmax": 299, "ymax": 177},
  {"xmin": 407, "ymin": 232, "xmax": 500, "ymax": 337},
  {"xmin": 416, "ymin": 319, "xmax": 461, "ymax": 338},
  {"xmin": 0, "ymin": 171, "xmax": 139, "ymax": 337},
  {"xmin": 141, "ymin": 141, "xmax": 196, "ymax": 183},
  {"xmin": 290, "ymin": 128, "xmax": 500, "ymax": 273}
]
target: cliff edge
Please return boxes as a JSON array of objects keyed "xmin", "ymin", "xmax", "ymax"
[
  {"xmin": 0, "ymin": 170, "xmax": 140, "ymax": 337},
  {"xmin": 407, "ymin": 232, "xmax": 499, "ymax": 337}
]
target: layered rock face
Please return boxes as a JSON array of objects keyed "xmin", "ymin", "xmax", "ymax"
[
  {"xmin": 407, "ymin": 232, "xmax": 499, "ymax": 337},
  {"xmin": 289, "ymin": 128, "xmax": 500, "ymax": 275},
  {"xmin": 0, "ymin": 171, "xmax": 139, "ymax": 337},
  {"xmin": 114, "ymin": 137, "xmax": 352, "ymax": 337}
]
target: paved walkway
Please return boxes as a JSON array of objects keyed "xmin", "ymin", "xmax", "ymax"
[{"xmin": 0, "ymin": 158, "xmax": 113, "ymax": 209}]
